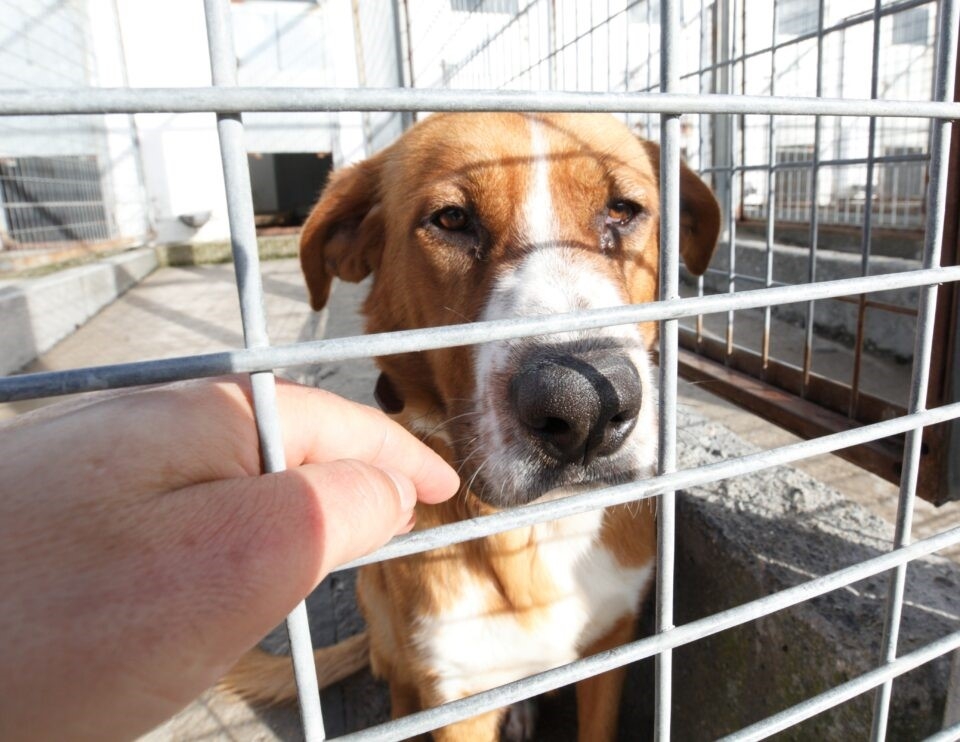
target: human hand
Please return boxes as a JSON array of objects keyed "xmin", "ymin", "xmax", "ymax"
[{"xmin": 0, "ymin": 376, "xmax": 459, "ymax": 741}]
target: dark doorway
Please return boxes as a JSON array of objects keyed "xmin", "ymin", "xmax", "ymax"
[{"xmin": 247, "ymin": 152, "xmax": 333, "ymax": 227}]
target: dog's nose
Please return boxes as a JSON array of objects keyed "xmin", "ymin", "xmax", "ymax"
[{"xmin": 509, "ymin": 353, "xmax": 641, "ymax": 466}]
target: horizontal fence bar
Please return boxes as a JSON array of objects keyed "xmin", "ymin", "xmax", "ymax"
[
  {"xmin": 698, "ymin": 271, "xmax": 920, "ymax": 316},
  {"xmin": 701, "ymin": 152, "xmax": 930, "ymax": 176},
  {"xmin": 0, "ymin": 87, "xmax": 958, "ymax": 119},
  {"xmin": 335, "ymin": 524, "xmax": 960, "ymax": 741},
  {"xmin": 925, "ymin": 721, "xmax": 960, "ymax": 742},
  {"xmin": 2, "ymin": 266, "xmax": 958, "ymax": 403},
  {"xmin": 720, "ymin": 631, "xmax": 960, "ymax": 742},
  {"xmin": 339, "ymin": 401, "xmax": 960, "ymax": 570},
  {"xmin": 669, "ymin": 0, "xmax": 934, "ymax": 87}
]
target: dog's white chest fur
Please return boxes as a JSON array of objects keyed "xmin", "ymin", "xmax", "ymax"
[{"xmin": 413, "ymin": 509, "xmax": 652, "ymax": 702}]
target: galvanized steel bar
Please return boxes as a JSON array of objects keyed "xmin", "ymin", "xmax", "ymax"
[
  {"xmin": 924, "ymin": 720, "xmax": 960, "ymax": 742},
  {"xmin": 699, "ymin": 151, "xmax": 931, "ymax": 175},
  {"xmin": 721, "ymin": 630, "xmax": 960, "ymax": 742},
  {"xmin": 339, "ymin": 400, "xmax": 960, "ymax": 571},
  {"xmin": 1, "ymin": 87, "xmax": 960, "ymax": 118},
  {"xmin": 332, "ymin": 525, "xmax": 960, "ymax": 741},
  {"xmin": 849, "ymin": 0, "xmax": 884, "ymax": 416},
  {"xmin": 203, "ymin": 1, "xmax": 325, "ymax": 739},
  {"xmin": 946, "ymin": 649, "xmax": 960, "ymax": 729},
  {"xmin": 694, "ymin": 0, "xmax": 707, "ymax": 346},
  {"xmin": 2, "ymin": 265, "xmax": 959, "ymax": 404},
  {"xmin": 801, "ymin": 0, "xmax": 826, "ymax": 397},
  {"xmin": 762, "ymin": 0, "xmax": 779, "ymax": 372},
  {"xmin": 870, "ymin": 0, "xmax": 959, "ymax": 737},
  {"xmin": 723, "ymin": 0, "xmax": 738, "ymax": 360},
  {"xmin": 655, "ymin": 0, "xmax": 681, "ymax": 736}
]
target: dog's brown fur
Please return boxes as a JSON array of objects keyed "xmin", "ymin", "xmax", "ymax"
[{"xmin": 224, "ymin": 113, "xmax": 719, "ymax": 741}]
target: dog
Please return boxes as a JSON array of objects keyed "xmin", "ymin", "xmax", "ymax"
[{"xmin": 225, "ymin": 112, "xmax": 720, "ymax": 740}]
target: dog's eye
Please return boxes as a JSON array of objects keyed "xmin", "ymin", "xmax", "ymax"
[
  {"xmin": 432, "ymin": 206, "xmax": 471, "ymax": 232},
  {"xmin": 606, "ymin": 200, "xmax": 640, "ymax": 227}
]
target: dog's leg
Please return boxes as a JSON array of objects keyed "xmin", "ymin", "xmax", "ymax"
[
  {"xmin": 430, "ymin": 708, "xmax": 506, "ymax": 742},
  {"xmin": 575, "ymin": 614, "xmax": 636, "ymax": 742},
  {"xmin": 389, "ymin": 680, "xmax": 421, "ymax": 719}
]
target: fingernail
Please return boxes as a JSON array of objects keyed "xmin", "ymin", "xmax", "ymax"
[{"xmin": 384, "ymin": 469, "xmax": 416, "ymax": 511}]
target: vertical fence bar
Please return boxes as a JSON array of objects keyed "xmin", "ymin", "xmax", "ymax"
[
  {"xmin": 870, "ymin": 0, "xmax": 959, "ymax": 738},
  {"xmin": 655, "ymin": 0, "xmax": 681, "ymax": 739},
  {"xmin": 388, "ymin": 0, "xmax": 408, "ymax": 111},
  {"xmin": 202, "ymin": 1, "xmax": 325, "ymax": 740},
  {"xmin": 849, "ymin": 0, "xmax": 883, "ymax": 417},
  {"xmin": 0, "ymin": 171, "xmax": 7, "ymax": 249},
  {"xmin": 762, "ymin": 0, "xmax": 779, "ymax": 373},
  {"xmin": 801, "ymin": 0, "xmax": 825, "ymax": 396},
  {"xmin": 695, "ymin": 0, "xmax": 707, "ymax": 346},
  {"xmin": 724, "ymin": 0, "xmax": 738, "ymax": 359},
  {"xmin": 605, "ymin": 0, "xmax": 611, "ymax": 92},
  {"xmin": 946, "ymin": 649, "xmax": 960, "ymax": 728}
]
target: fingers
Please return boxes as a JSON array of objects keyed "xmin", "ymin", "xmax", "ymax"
[
  {"xmin": 270, "ymin": 380, "xmax": 460, "ymax": 504},
  {"xmin": 279, "ymin": 460, "xmax": 417, "ymax": 575},
  {"xmin": 160, "ymin": 457, "xmax": 424, "ymax": 617},
  {"xmin": 0, "ymin": 458, "xmax": 423, "ymax": 742},
  {"xmin": 11, "ymin": 376, "xmax": 461, "ymax": 506},
  {"xmin": 152, "ymin": 376, "xmax": 460, "ymax": 504},
  {"xmin": 116, "ymin": 460, "xmax": 426, "ymax": 687}
]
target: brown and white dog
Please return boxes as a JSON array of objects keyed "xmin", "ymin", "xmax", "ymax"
[{"xmin": 226, "ymin": 112, "xmax": 720, "ymax": 741}]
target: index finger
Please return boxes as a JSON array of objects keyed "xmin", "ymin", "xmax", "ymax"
[{"xmin": 271, "ymin": 379, "xmax": 459, "ymax": 505}]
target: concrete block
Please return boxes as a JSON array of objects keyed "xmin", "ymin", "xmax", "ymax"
[
  {"xmin": 0, "ymin": 247, "xmax": 157, "ymax": 375},
  {"xmin": 0, "ymin": 284, "xmax": 37, "ymax": 373},
  {"xmin": 661, "ymin": 408, "xmax": 960, "ymax": 739},
  {"xmin": 700, "ymin": 239, "xmax": 921, "ymax": 359}
]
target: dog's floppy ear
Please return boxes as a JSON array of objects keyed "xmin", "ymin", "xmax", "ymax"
[
  {"xmin": 641, "ymin": 140, "xmax": 721, "ymax": 276},
  {"xmin": 300, "ymin": 153, "xmax": 386, "ymax": 310}
]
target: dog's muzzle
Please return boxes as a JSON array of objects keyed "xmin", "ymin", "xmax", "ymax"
[{"xmin": 508, "ymin": 349, "xmax": 642, "ymax": 467}]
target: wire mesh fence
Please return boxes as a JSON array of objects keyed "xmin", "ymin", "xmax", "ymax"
[
  {"xmin": 0, "ymin": 0, "xmax": 958, "ymax": 740},
  {"xmin": 0, "ymin": 0, "xmax": 150, "ymax": 253}
]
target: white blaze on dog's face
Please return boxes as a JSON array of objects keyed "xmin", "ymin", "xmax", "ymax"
[
  {"xmin": 471, "ymin": 117, "xmax": 657, "ymax": 506},
  {"xmin": 299, "ymin": 113, "xmax": 720, "ymax": 508}
]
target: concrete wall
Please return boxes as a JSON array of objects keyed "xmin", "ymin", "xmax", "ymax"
[
  {"xmin": 658, "ymin": 405, "xmax": 959, "ymax": 739},
  {"xmin": 0, "ymin": 248, "xmax": 157, "ymax": 375},
  {"xmin": 695, "ymin": 238, "xmax": 922, "ymax": 360}
]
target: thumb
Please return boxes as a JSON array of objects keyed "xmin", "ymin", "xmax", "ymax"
[
  {"xmin": 286, "ymin": 459, "xmax": 418, "ymax": 577},
  {"xmin": 141, "ymin": 460, "xmax": 418, "ymax": 678}
]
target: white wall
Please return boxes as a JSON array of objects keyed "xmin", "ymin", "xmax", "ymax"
[
  {"xmin": 0, "ymin": 0, "xmax": 152, "ymax": 246},
  {"xmin": 86, "ymin": 0, "xmax": 152, "ymax": 243},
  {"xmin": 112, "ymin": 0, "xmax": 229, "ymax": 243},
  {"xmin": 232, "ymin": 0, "xmax": 366, "ymax": 161},
  {"xmin": 108, "ymin": 0, "xmax": 399, "ymax": 244}
]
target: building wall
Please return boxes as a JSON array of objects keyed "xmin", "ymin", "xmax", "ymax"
[
  {"xmin": 0, "ymin": 0, "xmax": 150, "ymax": 248},
  {"xmin": 1, "ymin": 0, "xmax": 937, "ymax": 250},
  {"xmin": 1, "ymin": 0, "xmax": 404, "ymax": 248},
  {"xmin": 110, "ymin": 0, "xmax": 402, "ymax": 244}
]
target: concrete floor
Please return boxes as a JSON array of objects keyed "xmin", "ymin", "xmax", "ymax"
[{"xmin": 3, "ymin": 257, "xmax": 958, "ymax": 739}]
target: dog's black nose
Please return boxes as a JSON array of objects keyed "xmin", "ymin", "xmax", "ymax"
[{"xmin": 509, "ymin": 352, "xmax": 641, "ymax": 466}]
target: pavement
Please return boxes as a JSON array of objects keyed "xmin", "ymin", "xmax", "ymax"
[{"xmin": 3, "ymin": 257, "xmax": 958, "ymax": 739}]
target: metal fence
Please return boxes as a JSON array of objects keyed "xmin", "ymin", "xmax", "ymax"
[
  {"xmin": 369, "ymin": 0, "xmax": 960, "ymax": 503},
  {"xmin": 403, "ymin": 0, "xmax": 938, "ymax": 233},
  {"xmin": 0, "ymin": 0, "xmax": 959, "ymax": 740}
]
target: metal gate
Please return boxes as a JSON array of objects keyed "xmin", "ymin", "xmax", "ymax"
[{"xmin": 1, "ymin": 0, "xmax": 959, "ymax": 740}]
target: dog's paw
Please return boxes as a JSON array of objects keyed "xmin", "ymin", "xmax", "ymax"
[{"xmin": 499, "ymin": 699, "xmax": 538, "ymax": 742}]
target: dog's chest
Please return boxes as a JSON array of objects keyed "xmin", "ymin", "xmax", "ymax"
[{"xmin": 413, "ymin": 509, "xmax": 652, "ymax": 702}]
